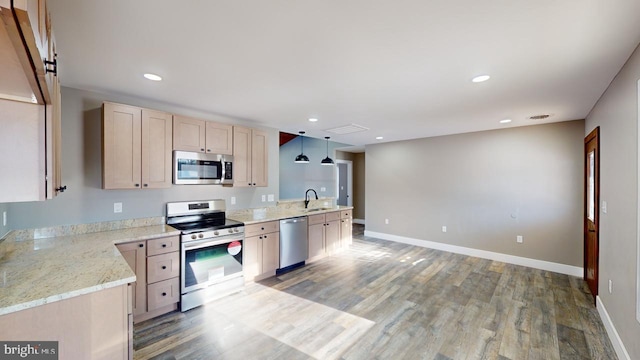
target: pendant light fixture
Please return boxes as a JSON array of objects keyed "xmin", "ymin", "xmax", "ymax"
[
  {"xmin": 294, "ymin": 131, "xmax": 310, "ymax": 163},
  {"xmin": 321, "ymin": 136, "xmax": 335, "ymax": 166}
]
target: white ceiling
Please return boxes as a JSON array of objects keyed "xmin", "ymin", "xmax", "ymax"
[{"xmin": 49, "ymin": 1, "xmax": 640, "ymax": 147}]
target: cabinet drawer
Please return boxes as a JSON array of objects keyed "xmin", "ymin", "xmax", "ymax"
[
  {"xmin": 147, "ymin": 236, "xmax": 180, "ymax": 256},
  {"xmin": 307, "ymin": 214, "xmax": 325, "ymax": 225},
  {"xmin": 147, "ymin": 277, "xmax": 179, "ymax": 311},
  {"xmin": 147, "ymin": 252, "xmax": 179, "ymax": 283},
  {"xmin": 245, "ymin": 220, "xmax": 279, "ymax": 237},
  {"xmin": 325, "ymin": 211, "xmax": 341, "ymax": 222},
  {"xmin": 341, "ymin": 210, "xmax": 352, "ymax": 219}
]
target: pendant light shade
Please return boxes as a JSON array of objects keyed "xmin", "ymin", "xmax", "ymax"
[
  {"xmin": 321, "ymin": 136, "xmax": 335, "ymax": 166},
  {"xmin": 295, "ymin": 131, "xmax": 309, "ymax": 163}
]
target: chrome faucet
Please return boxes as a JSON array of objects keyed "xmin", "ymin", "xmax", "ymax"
[{"xmin": 304, "ymin": 189, "xmax": 318, "ymax": 208}]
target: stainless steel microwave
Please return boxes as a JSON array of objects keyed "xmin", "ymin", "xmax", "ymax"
[{"xmin": 173, "ymin": 151, "xmax": 233, "ymax": 185}]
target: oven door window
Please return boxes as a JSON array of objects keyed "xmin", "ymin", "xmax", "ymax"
[
  {"xmin": 183, "ymin": 241, "xmax": 242, "ymax": 290},
  {"xmin": 177, "ymin": 159, "xmax": 222, "ymax": 180}
]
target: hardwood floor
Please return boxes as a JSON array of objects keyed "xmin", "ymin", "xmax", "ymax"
[{"xmin": 134, "ymin": 224, "xmax": 617, "ymax": 359}]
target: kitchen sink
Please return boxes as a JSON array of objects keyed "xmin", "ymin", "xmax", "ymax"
[{"xmin": 304, "ymin": 207, "xmax": 332, "ymax": 213}]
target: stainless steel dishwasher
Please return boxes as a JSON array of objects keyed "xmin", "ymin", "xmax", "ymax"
[{"xmin": 279, "ymin": 216, "xmax": 308, "ymax": 270}]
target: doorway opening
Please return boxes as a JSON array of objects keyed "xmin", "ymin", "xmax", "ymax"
[
  {"xmin": 336, "ymin": 160, "xmax": 353, "ymax": 207},
  {"xmin": 584, "ymin": 126, "xmax": 600, "ymax": 305}
]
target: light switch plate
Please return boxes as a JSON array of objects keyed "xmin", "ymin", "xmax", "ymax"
[
  {"xmin": 114, "ymin": 203, "xmax": 123, "ymax": 213},
  {"xmin": 268, "ymin": 194, "xmax": 274, "ymax": 202},
  {"xmin": 602, "ymin": 200, "xmax": 607, "ymax": 214},
  {"xmin": 2, "ymin": 211, "xmax": 6, "ymax": 226},
  {"xmin": 261, "ymin": 195, "xmax": 266, "ymax": 202},
  {"xmin": 231, "ymin": 196, "xmax": 236, "ymax": 205},
  {"xmin": 320, "ymin": 187, "xmax": 326, "ymax": 192}
]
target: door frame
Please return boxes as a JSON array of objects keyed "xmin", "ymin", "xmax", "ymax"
[
  {"xmin": 584, "ymin": 127, "xmax": 600, "ymax": 304},
  {"xmin": 335, "ymin": 159, "xmax": 353, "ymax": 207},
  {"xmin": 637, "ymin": 80, "xmax": 640, "ymax": 323}
]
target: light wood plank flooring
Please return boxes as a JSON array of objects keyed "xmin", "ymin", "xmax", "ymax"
[{"xmin": 134, "ymin": 224, "xmax": 616, "ymax": 359}]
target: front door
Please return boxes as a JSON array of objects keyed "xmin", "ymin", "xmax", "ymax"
[{"xmin": 584, "ymin": 127, "xmax": 600, "ymax": 303}]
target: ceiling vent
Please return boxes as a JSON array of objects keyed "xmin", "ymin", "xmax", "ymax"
[
  {"xmin": 528, "ymin": 114, "xmax": 551, "ymax": 120},
  {"xmin": 325, "ymin": 123, "xmax": 369, "ymax": 135}
]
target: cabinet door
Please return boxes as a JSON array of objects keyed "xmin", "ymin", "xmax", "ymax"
[
  {"xmin": 243, "ymin": 235, "xmax": 261, "ymax": 281},
  {"xmin": 141, "ymin": 109, "xmax": 172, "ymax": 189},
  {"xmin": 308, "ymin": 222, "xmax": 325, "ymax": 260},
  {"xmin": 205, "ymin": 122, "xmax": 233, "ymax": 155},
  {"xmin": 147, "ymin": 278, "xmax": 179, "ymax": 311},
  {"xmin": 251, "ymin": 129, "xmax": 269, "ymax": 187},
  {"xmin": 116, "ymin": 242, "xmax": 147, "ymax": 317},
  {"xmin": 261, "ymin": 232, "xmax": 280, "ymax": 274},
  {"xmin": 325, "ymin": 220, "xmax": 340, "ymax": 255},
  {"xmin": 341, "ymin": 217, "xmax": 352, "ymax": 247},
  {"xmin": 103, "ymin": 102, "xmax": 142, "ymax": 189},
  {"xmin": 173, "ymin": 115, "xmax": 205, "ymax": 152},
  {"xmin": 233, "ymin": 126, "xmax": 252, "ymax": 187},
  {"xmin": 0, "ymin": 100, "xmax": 45, "ymax": 202},
  {"xmin": 45, "ymin": 74, "xmax": 62, "ymax": 199}
]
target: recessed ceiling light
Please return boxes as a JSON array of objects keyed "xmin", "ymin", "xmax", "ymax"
[
  {"xmin": 143, "ymin": 73, "xmax": 162, "ymax": 81},
  {"xmin": 376, "ymin": 136, "xmax": 384, "ymax": 140},
  {"xmin": 472, "ymin": 75, "xmax": 490, "ymax": 83},
  {"xmin": 499, "ymin": 119, "xmax": 512, "ymax": 124},
  {"xmin": 308, "ymin": 118, "xmax": 318, "ymax": 122}
]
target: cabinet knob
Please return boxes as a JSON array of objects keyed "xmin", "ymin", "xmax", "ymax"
[
  {"xmin": 259, "ymin": 236, "xmax": 263, "ymax": 239},
  {"xmin": 162, "ymin": 265, "xmax": 167, "ymax": 270},
  {"xmin": 135, "ymin": 183, "xmax": 140, "ymax": 187},
  {"xmin": 261, "ymin": 227, "xmax": 264, "ymax": 230},
  {"xmin": 248, "ymin": 183, "xmax": 251, "ymax": 186},
  {"xmin": 207, "ymin": 149, "xmax": 211, "ymax": 152},
  {"xmin": 143, "ymin": 184, "xmax": 148, "ymax": 187},
  {"xmin": 162, "ymin": 292, "xmax": 167, "ymax": 296},
  {"xmin": 253, "ymin": 183, "xmax": 256, "ymax": 186},
  {"xmin": 264, "ymin": 235, "xmax": 267, "ymax": 238},
  {"xmin": 138, "ymin": 244, "xmax": 144, "ymax": 248},
  {"xmin": 200, "ymin": 148, "xmax": 205, "ymax": 152},
  {"xmin": 162, "ymin": 244, "xmax": 167, "ymax": 248}
]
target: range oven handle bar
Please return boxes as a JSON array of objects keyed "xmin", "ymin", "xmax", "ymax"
[{"xmin": 182, "ymin": 235, "xmax": 243, "ymax": 250}]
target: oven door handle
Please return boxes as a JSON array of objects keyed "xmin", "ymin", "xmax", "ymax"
[{"xmin": 182, "ymin": 236, "xmax": 242, "ymax": 250}]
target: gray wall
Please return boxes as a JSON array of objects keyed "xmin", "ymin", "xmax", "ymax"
[
  {"xmin": 279, "ymin": 136, "xmax": 348, "ymax": 200},
  {"xmin": 6, "ymin": 87, "xmax": 280, "ymax": 230},
  {"xmin": 585, "ymin": 43, "xmax": 640, "ymax": 359},
  {"xmin": 366, "ymin": 120, "xmax": 584, "ymax": 267}
]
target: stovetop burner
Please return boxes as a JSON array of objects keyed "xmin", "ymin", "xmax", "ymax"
[{"xmin": 166, "ymin": 199, "xmax": 244, "ymax": 238}]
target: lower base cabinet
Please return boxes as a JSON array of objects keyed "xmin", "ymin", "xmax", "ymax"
[
  {"xmin": 116, "ymin": 235, "xmax": 180, "ymax": 323},
  {"xmin": 244, "ymin": 220, "xmax": 280, "ymax": 282},
  {"xmin": 308, "ymin": 209, "xmax": 353, "ymax": 262},
  {"xmin": 0, "ymin": 285, "xmax": 131, "ymax": 360}
]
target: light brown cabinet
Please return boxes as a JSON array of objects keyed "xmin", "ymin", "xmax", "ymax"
[
  {"xmin": 233, "ymin": 126, "xmax": 268, "ymax": 187},
  {"xmin": 0, "ymin": 0, "xmax": 63, "ymax": 202},
  {"xmin": 340, "ymin": 210, "xmax": 353, "ymax": 247},
  {"xmin": 307, "ymin": 211, "xmax": 341, "ymax": 261},
  {"xmin": 173, "ymin": 115, "xmax": 233, "ymax": 155},
  {"xmin": 116, "ymin": 235, "xmax": 180, "ymax": 323},
  {"xmin": 244, "ymin": 221, "xmax": 280, "ymax": 281},
  {"xmin": 102, "ymin": 102, "xmax": 173, "ymax": 190}
]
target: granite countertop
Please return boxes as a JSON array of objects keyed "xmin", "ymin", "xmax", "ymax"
[
  {"xmin": 0, "ymin": 224, "xmax": 179, "ymax": 316},
  {"xmin": 227, "ymin": 205, "xmax": 353, "ymax": 225}
]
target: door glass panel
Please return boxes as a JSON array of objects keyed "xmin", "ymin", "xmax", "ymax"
[{"xmin": 587, "ymin": 150, "xmax": 595, "ymax": 222}]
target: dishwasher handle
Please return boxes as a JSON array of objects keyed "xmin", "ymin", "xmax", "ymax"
[{"xmin": 280, "ymin": 217, "xmax": 307, "ymax": 224}]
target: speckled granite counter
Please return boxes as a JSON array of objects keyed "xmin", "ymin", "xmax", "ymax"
[
  {"xmin": 0, "ymin": 224, "xmax": 179, "ymax": 316},
  {"xmin": 227, "ymin": 203, "xmax": 353, "ymax": 224}
]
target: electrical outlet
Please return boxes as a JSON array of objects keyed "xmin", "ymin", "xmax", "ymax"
[
  {"xmin": 385, "ymin": 218, "xmax": 389, "ymax": 225},
  {"xmin": 320, "ymin": 187, "xmax": 326, "ymax": 192},
  {"xmin": 609, "ymin": 279, "xmax": 613, "ymax": 294},
  {"xmin": 261, "ymin": 195, "xmax": 266, "ymax": 202},
  {"xmin": 231, "ymin": 196, "xmax": 236, "ymax": 205},
  {"xmin": 442, "ymin": 226, "xmax": 447, "ymax": 233},
  {"xmin": 268, "ymin": 194, "xmax": 274, "ymax": 202},
  {"xmin": 2, "ymin": 211, "xmax": 6, "ymax": 226},
  {"xmin": 516, "ymin": 235, "xmax": 523, "ymax": 243},
  {"xmin": 114, "ymin": 202, "xmax": 123, "ymax": 213}
]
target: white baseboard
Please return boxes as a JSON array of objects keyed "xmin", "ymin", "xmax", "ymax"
[
  {"xmin": 597, "ymin": 296, "xmax": 631, "ymax": 360},
  {"xmin": 353, "ymin": 218, "xmax": 365, "ymax": 225},
  {"xmin": 364, "ymin": 230, "xmax": 583, "ymax": 277}
]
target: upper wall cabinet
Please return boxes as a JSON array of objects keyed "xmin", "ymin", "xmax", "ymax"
[
  {"xmin": 0, "ymin": 0, "xmax": 63, "ymax": 202},
  {"xmin": 173, "ymin": 116, "xmax": 233, "ymax": 155},
  {"xmin": 233, "ymin": 126, "xmax": 268, "ymax": 187},
  {"xmin": 102, "ymin": 102, "xmax": 173, "ymax": 190},
  {"xmin": 0, "ymin": 0, "xmax": 57, "ymax": 104}
]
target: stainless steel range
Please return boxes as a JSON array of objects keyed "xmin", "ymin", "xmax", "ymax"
[{"xmin": 166, "ymin": 199, "xmax": 245, "ymax": 312}]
